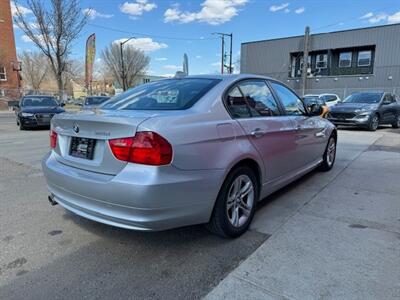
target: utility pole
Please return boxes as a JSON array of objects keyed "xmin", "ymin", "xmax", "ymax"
[
  {"xmin": 221, "ymin": 35, "xmax": 225, "ymax": 74},
  {"xmin": 301, "ymin": 26, "xmax": 310, "ymax": 96},
  {"xmin": 120, "ymin": 37, "xmax": 135, "ymax": 91},
  {"xmin": 229, "ymin": 33, "xmax": 233, "ymax": 74},
  {"xmin": 213, "ymin": 33, "xmax": 233, "ymax": 74}
]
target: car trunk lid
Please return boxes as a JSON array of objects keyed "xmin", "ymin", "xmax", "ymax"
[{"xmin": 51, "ymin": 109, "xmax": 155, "ymax": 175}]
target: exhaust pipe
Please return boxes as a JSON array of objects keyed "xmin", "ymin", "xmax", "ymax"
[{"xmin": 48, "ymin": 194, "xmax": 58, "ymax": 206}]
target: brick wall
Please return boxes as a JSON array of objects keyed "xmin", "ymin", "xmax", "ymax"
[{"xmin": 0, "ymin": 0, "xmax": 21, "ymax": 100}]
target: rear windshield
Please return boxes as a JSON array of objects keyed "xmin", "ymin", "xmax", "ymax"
[
  {"xmin": 303, "ymin": 96, "xmax": 325, "ymax": 106},
  {"xmin": 344, "ymin": 93, "xmax": 383, "ymax": 104},
  {"xmin": 101, "ymin": 78, "xmax": 221, "ymax": 110},
  {"xmin": 22, "ymin": 97, "xmax": 58, "ymax": 107},
  {"xmin": 85, "ymin": 97, "xmax": 110, "ymax": 105}
]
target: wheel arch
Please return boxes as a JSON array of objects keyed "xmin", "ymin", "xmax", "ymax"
[
  {"xmin": 223, "ymin": 157, "xmax": 263, "ymax": 197},
  {"xmin": 207, "ymin": 157, "xmax": 263, "ymax": 224}
]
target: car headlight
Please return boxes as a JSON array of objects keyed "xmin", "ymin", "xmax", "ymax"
[
  {"xmin": 355, "ymin": 112, "xmax": 371, "ymax": 119},
  {"xmin": 21, "ymin": 112, "xmax": 34, "ymax": 117}
]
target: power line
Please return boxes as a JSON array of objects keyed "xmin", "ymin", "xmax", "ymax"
[
  {"xmin": 313, "ymin": 3, "xmax": 397, "ymax": 32},
  {"xmin": 87, "ymin": 23, "xmax": 219, "ymax": 41}
]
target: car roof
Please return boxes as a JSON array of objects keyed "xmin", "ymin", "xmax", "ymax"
[
  {"xmin": 179, "ymin": 74, "xmax": 275, "ymax": 82},
  {"xmin": 350, "ymin": 91, "xmax": 385, "ymax": 94},
  {"xmin": 23, "ymin": 95, "xmax": 54, "ymax": 98}
]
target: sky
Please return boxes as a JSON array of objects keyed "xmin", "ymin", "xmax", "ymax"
[{"xmin": 11, "ymin": 0, "xmax": 400, "ymax": 77}]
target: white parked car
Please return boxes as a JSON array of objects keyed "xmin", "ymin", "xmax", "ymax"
[
  {"xmin": 304, "ymin": 94, "xmax": 341, "ymax": 108},
  {"xmin": 319, "ymin": 94, "xmax": 341, "ymax": 107}
]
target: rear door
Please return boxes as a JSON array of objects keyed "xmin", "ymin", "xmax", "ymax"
[
  {"xmin": 225, "ymin": 79, "xmax": 296, "ymax": 182},
  {"xmin": 269, "ymin": 81, "xmax": 327, "ymax": 170}
]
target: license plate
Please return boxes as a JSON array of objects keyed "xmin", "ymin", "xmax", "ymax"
[{"xmin": 69, "ymin": 137, "xmax": 96, "ymax": 160}]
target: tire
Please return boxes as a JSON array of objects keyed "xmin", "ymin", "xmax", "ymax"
[
  {"xmin": 319, "ymin": 135, "xmax": 336, "ymax": 172},
  {"xmin": 392, "ymin": 115, "xmax": 400, "ymax": 128},
  {"xmin": 367, "ymin": 114, "xmax": 379, "ymax": 131},
  {"xmin": 19, "ymin": 121, "xmax": 25, "ymax": 130},
  {"xmin": 206, "ymin": 166, "xmax": 258, "ymax": 238}
]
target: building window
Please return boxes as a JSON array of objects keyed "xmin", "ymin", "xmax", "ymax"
[
  {"xmin": 0, "ymin": 66, "xmax": 7, "ymax": 81},
  {"xmin": 358, "ymin": 50, "xmax": 372, "ymax": 67},
  {"xmin": 339, "ymin": 52, "xmax": 352, "ymax": 68},
  {"xmin": 298, "ymin": 56, "xmax": 311, "ymax": 76},
  {"xmin": 316, "ymin": 54, "xmax": 328, "ymax": 69}
]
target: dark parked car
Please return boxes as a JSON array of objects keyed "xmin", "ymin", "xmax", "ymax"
[
  {"xmin": 83, "ymin": 96, "xmax": 110, "ymax": 109},
  {"xmin": 15, "ymin": 95, "xmax": 65, "ymax": 130},
  {"xmin": 327, "ymin": 92, "xmax": 400, "ymax": 131}
]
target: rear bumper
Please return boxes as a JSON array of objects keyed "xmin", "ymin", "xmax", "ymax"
[{"xmin": 42, "ymin": 152, "xmax": 224, "ymax": 231}]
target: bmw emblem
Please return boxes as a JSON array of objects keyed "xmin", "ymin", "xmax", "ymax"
[{"xmin": 73, "ymin": 123, "xmax": 79, "ymax": 133}]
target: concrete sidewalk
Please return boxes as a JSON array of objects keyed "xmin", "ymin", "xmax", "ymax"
[{"xmin": 206, "ymin": 129, "xmax": 400, "ymax": 300}]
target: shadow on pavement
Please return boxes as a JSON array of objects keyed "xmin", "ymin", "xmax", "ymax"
[{"xmin": 0, "ymin": 210, "xmax": 268, "ymax": 300}]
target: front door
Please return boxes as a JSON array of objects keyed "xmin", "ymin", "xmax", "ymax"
[
  {"xmin": 381, "ymin": 94, "xmax": 397, "ymax": 123},
  {"xmin": 269, "ymin": 81, "xmax": 327, "ymax": 169}
]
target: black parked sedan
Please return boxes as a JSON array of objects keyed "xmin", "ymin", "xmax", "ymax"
[
  {"xmin": 15, "ymin": 95, "xmax": 65, "ymax": 130},
  {"xmin": 327, "ymin": 92, "xmax": 400, "ymax": 131}
]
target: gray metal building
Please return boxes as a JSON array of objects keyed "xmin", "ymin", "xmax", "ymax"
[{"xmin": 240, "ymin": 24, "xmax": 400, "ymax": 98}]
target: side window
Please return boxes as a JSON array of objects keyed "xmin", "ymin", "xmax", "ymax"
[
  {"xmin": 323, "ymin": 95, "xmax": 338, "ymax": 102},
  {"xmin": 238, "ymin": 81, "xmax": 280, "ymax": 117},
  {"xmin": 383, "ymin": 94, "xmax": 394, "ymax": 104},
  {"xmin": 226, "ymin": 86, "xmax": 251, "ymax": 118},
  {"xmin": 270, "ymin": 82, "xmax": 306, "ymax": 116}
]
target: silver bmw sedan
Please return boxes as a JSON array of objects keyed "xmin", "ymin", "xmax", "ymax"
[{"xmin": 42, "ymin": 74, "xmax": 337, "ymax": 238}]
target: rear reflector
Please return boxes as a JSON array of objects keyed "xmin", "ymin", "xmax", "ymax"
[
  {"xmin": 109, "ymin": 132, "xmax": 173, "ymax": 166},
  {"xmin": 50, "ymin": 130, "xmax": 57, "ymax": 149}
]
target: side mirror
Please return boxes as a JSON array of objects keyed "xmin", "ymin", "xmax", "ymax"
[
  {"xmin": 309, "ymin": 104, "xmax": 323, "ymax": 116},
  {"xmin": 60, "ymin": 102, "xmax": 65, "ymax": 107}
]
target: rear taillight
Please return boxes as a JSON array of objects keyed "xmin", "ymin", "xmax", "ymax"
[
  {"xmin": 109, "ymin": 132, "xmax": 173, "ymax": 166},
  {"xmin": 50, "ymin": 130, "xmax": 57, "ymax": 149}
]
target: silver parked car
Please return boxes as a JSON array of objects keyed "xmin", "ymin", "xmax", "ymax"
[{"xmin": 42, "ymin": 75, "xmax": 337, "ymax": 238}]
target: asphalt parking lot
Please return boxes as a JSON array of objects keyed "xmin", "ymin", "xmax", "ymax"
[{"xmin": 1, "ymin": 111, "xmax": 399, "ymax": 299}]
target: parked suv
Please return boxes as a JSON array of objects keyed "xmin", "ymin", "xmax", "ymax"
[{"xmin": 327, "ymin": 92, "xmax": 400, "ymax": 131}]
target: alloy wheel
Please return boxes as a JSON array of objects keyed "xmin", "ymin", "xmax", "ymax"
[
  {"xmin": 371, "ymin": 116, "xmax": 379, "ymax": 130},
  {"xmin": 326, "ymin": 137, "xmax": 336, "ymax": 167},
  {"xmin": 226, "ymin": 174, "xmax": 254, "ymax": 228}
]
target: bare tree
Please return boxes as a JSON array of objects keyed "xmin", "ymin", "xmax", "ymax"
[
  {"xmin": 101, "ymin": 43, "xmax": 150, "ymax": 89},
  {"xmin": 19, "ymin": 51, "xmax": 49, "ymax": 91},
  {"xmin": 14, "ymin": 0, "xmax": 89, "ymax": 98},
  {"xmin": 61, "ymin": 58, "xmax": 84, "ymax": 87}
]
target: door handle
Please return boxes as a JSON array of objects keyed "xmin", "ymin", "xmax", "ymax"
[{"xmin": 250, "ymin": 128, "xmax": 266, "ymax": 138}]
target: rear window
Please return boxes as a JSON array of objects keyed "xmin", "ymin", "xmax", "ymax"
[
  {"xmin": 303, "ymin": 96, "xmax": 324, "ymax": 106},
  {"xmin": 85, "ymin": 97, "xmax": 110, "ymax": 105},
  {"xmin": 101, "ymin": 78, "xmax": 221, "ymax": 110}
]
